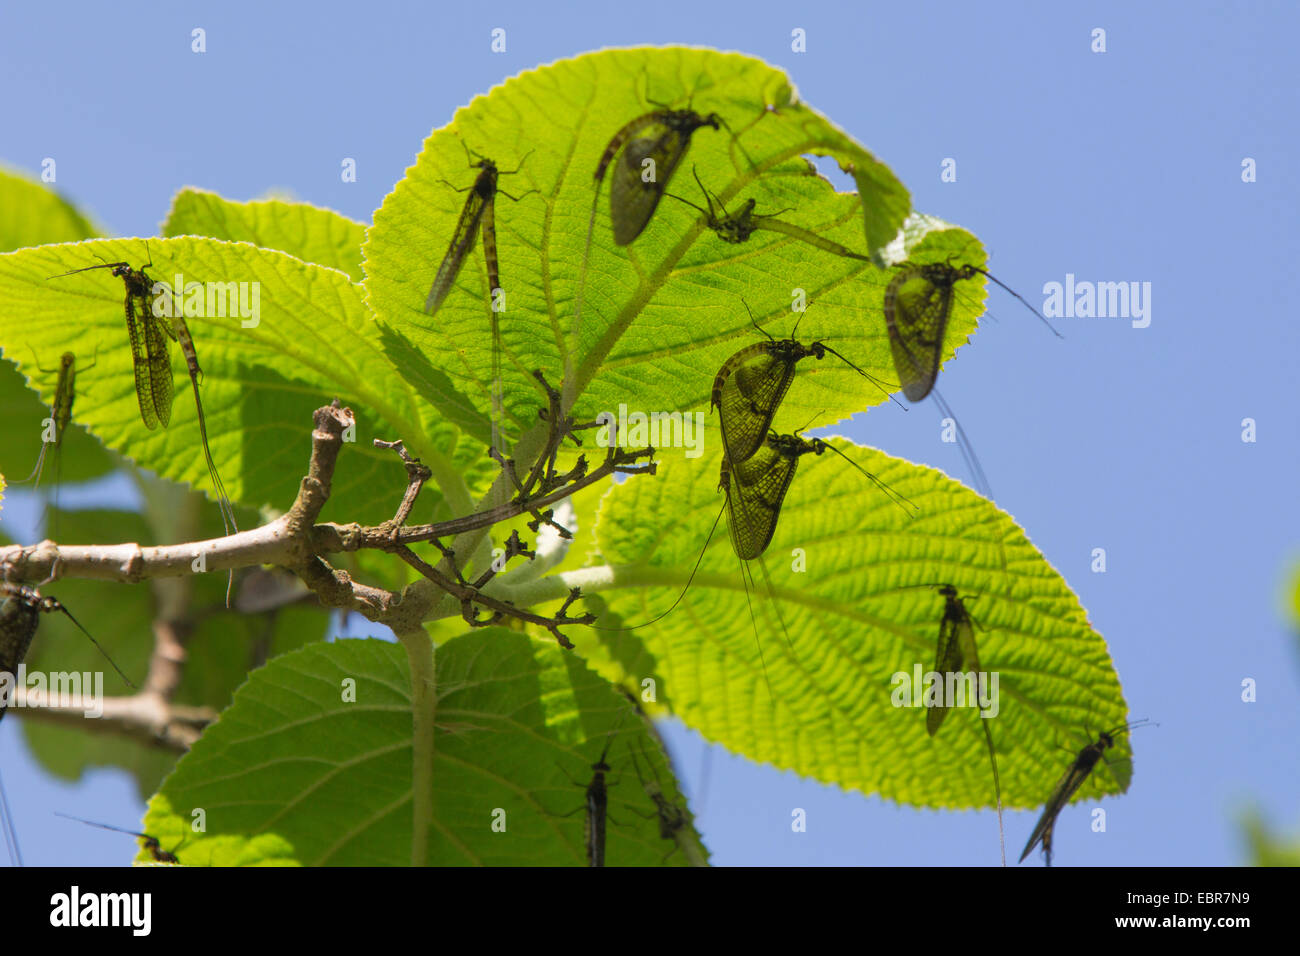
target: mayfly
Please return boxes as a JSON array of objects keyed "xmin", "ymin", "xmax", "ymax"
[
  {"xmin": 714, "ymin": 433, "xmax": 916, "ymax": 693},
  {"xmin": 568, "ymin": 85, "xmax": 728, "ymax": 411},
  {"xmin": 910, "ymin": 583, "xmax": 1006, "ymax": 865},
  {"xmin": 1, "ymin": 581, "xmax": 134, "ymax": 725},
  {"xmin": 922, "ymin": 585, "xmax": 985, "ymax": 738},
  {"xmin": 591, "ymin": 432, "xmax": 913, "ymax": 649},
  {"xmin": 49, "ymin": 252, "xmax": 238, "ymax": 539},
  {"xmin": 711, "ymin": 303, "xmax": 901, "ymax": 465},
  {"xmin": 669, "ymin": 165, "xmax": 874, "ymax": 261},
  {"xmin": 18, "ymin": 350, "xmax": 95, "ymax": 540},
  {"xmin": 560, "ymin": 714, "xmax": 630, "ymax": 868},
  {"xmin": 1019, "ymin": 720, "xmax": 1154, "ymax": 867},
  {"xmin": 424, "ymin": 142, "xmax": 535, "ymax": 459},
  {"xmin": 722, "ymin": 432, "xmax": 915, "ymax": 561},
  {"xmin": 596, "ymin": 98, "xmax": 724, "ymax": 246},
  {"xmin": 19, "ymin": 350, "xmax": 93, "ymax": 489},
  {"xmin": 628, "ymin": 737, "xmax": 694, "ymax": 864},
  {"xmin": 54, "ymin": 813, "xmax": 180, "ymax": 863},
  {"xmin": 883, "ymin": 260, "xmax": 1062, "ymax": 403}
]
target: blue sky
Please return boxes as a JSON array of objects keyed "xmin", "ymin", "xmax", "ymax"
[{"xmin": 1, "ymin": 0, "xmax": 1297, "ymax": 866}]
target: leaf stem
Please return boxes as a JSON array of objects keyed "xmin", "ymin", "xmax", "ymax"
[{"xmin": 396, "ymin": 624, "xmax": 436, "ymax": 866}]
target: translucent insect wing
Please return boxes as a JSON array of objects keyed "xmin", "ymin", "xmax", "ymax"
[
  {"xmin": 723, "ymin": 443, "xmax": 802, "ymax": 561},
  {"xmin": 712, "ymin": 345, "xmax": 799, "ymax": 464},
  {"xmin": 925, "ymin": 611, "xmax": 965, "ymax": 737},
  {"xmin": 883, "ymin": 268, "xmax": 954, "ymax": 402}
]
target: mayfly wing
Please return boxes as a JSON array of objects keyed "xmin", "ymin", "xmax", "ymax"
[
  {"xmin": 424, "ymin": 161, "xmax": 493, "ymax": 317},
  {"xmin": 718, "ymin": 456, "xmax": 796, "ymax": 697},
  {"xmin": 926, "ymin": 585, "xmax": 986, "ymax": 739},
  {"xmin": 721, "ymin": 438, "xmax": 804, "ymax": 561},
  {"xmin": 752, "ymin": 215, "xmax": 871, "ymax": 261},
  {"xmin": 916, "ymin": 583, "xmax": 1005, "ymax": 863},
  {"xmin": 0, "ymin": 584, "xmax": 42, "ymax": 723},
  {"xmin": 1018, "ymin": 721, "xmax": 1150, "ymax": 865},
  {"xmin": 478, "ymin": 190, "xmax": 506, "ymax": 460},
  {"xmin": 725, "ymin": 432, "xmax": 914, "ymax": 560},
  {"xmin": 885, "ymin": 259, "xmax": 1061, "ymax": 404},
  {"xmin": 711, "ymin": 341, "xmax": 809, "ymax": 465},
  {"xmin": 605, "ymin": 110, "xmax": 721, "ymax": 246},
  {"xmin": 1039, "ymin": 816, "xmax": 1056, "ymax": 868},
  {"xmin": 42, "ymin": 352, "xmax": 77, "ymax": 538},
  {"xmin": 122, "ymin": 260, "xmax": 172, "ymax": 429},
  {"xmin": 0, "ymin": 582, "xmax": 133, "ymax": 720},
  {"xmin": 925, "ymin": 596, "xmax": 967, "ymax": 738},
  {"xmin": 48, "ymin": 257, "xmax": 170, "ymax": 431},
  {"xmin": 1018, "ymin": 742, "xmax": 1102, "ymax": 865},
  {"xmin": 19, "ymin": 351, "xmax": 76, "ymax": 487},
  {"xmin": 119, "ymin": 277, "xmax": 168, "ymax": 430},
  {"xmin": 423, "ymin": 149, "xmax": 533, "ymax": 459},
  {"xmin": 172, "ymin": 316, "xmax": 237, "ymax": 535},
  {"xmin": 883, "ymin": 263, "xmax": 959, "ymax": 403},
  {"xmin": 50, "ymin": 352, "xmax": 76, "ymax": 452},
  {"xmin": 712, "ymin": 304, "xmax": 904, "ymax": 466}
]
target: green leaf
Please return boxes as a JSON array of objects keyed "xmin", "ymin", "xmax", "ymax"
[
  {"xmin": 0, "ymin": 165, "xmax": 116, "ymax": 489},
  {"xmin": 162, "ymin": 188, "xmax": 367, "ymax": 281},
  {"xmin": 0, "ymin": 354, "xmax": 118, "ymax": 490},
  {"xmin": 1289, "ymin": 562, "xmax": 1300, "ymax": 634},
  {"xmin": 4, "ymin": 503, "xmax": 328, "ymax": 797},
  {"xmin": 362, "ymin": 46, "xmax": 931, "ymax": 456},
  {"xmin": 1244, "ymin": 810, "xmax": 1300, "ymax": 866},
  {"xmin": 8, "ymin": 507, "xmax": 179, "ymax": 794},
  {"xmin": 144, "ymin": 634, "xmax": 707, "ymax": 866},
  {"xmin": 570, "ymin": 445, "xmax": 1131, "ymax": 812},
  {"xmin": 0, "ymin": 165, "xmax": 101, "ymax": 252},
  {"xmin": 0, "ymin": 238, "xmax": 493, "ymax": 525}
]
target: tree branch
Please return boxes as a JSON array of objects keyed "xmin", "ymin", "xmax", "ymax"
[
  {"xmin": 0, "ymin": 400, "xmax": 656, "ymax": 640},
  {"xmin": 9, "ymin": 687, "xmax": 216, "ymax": 752}
]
